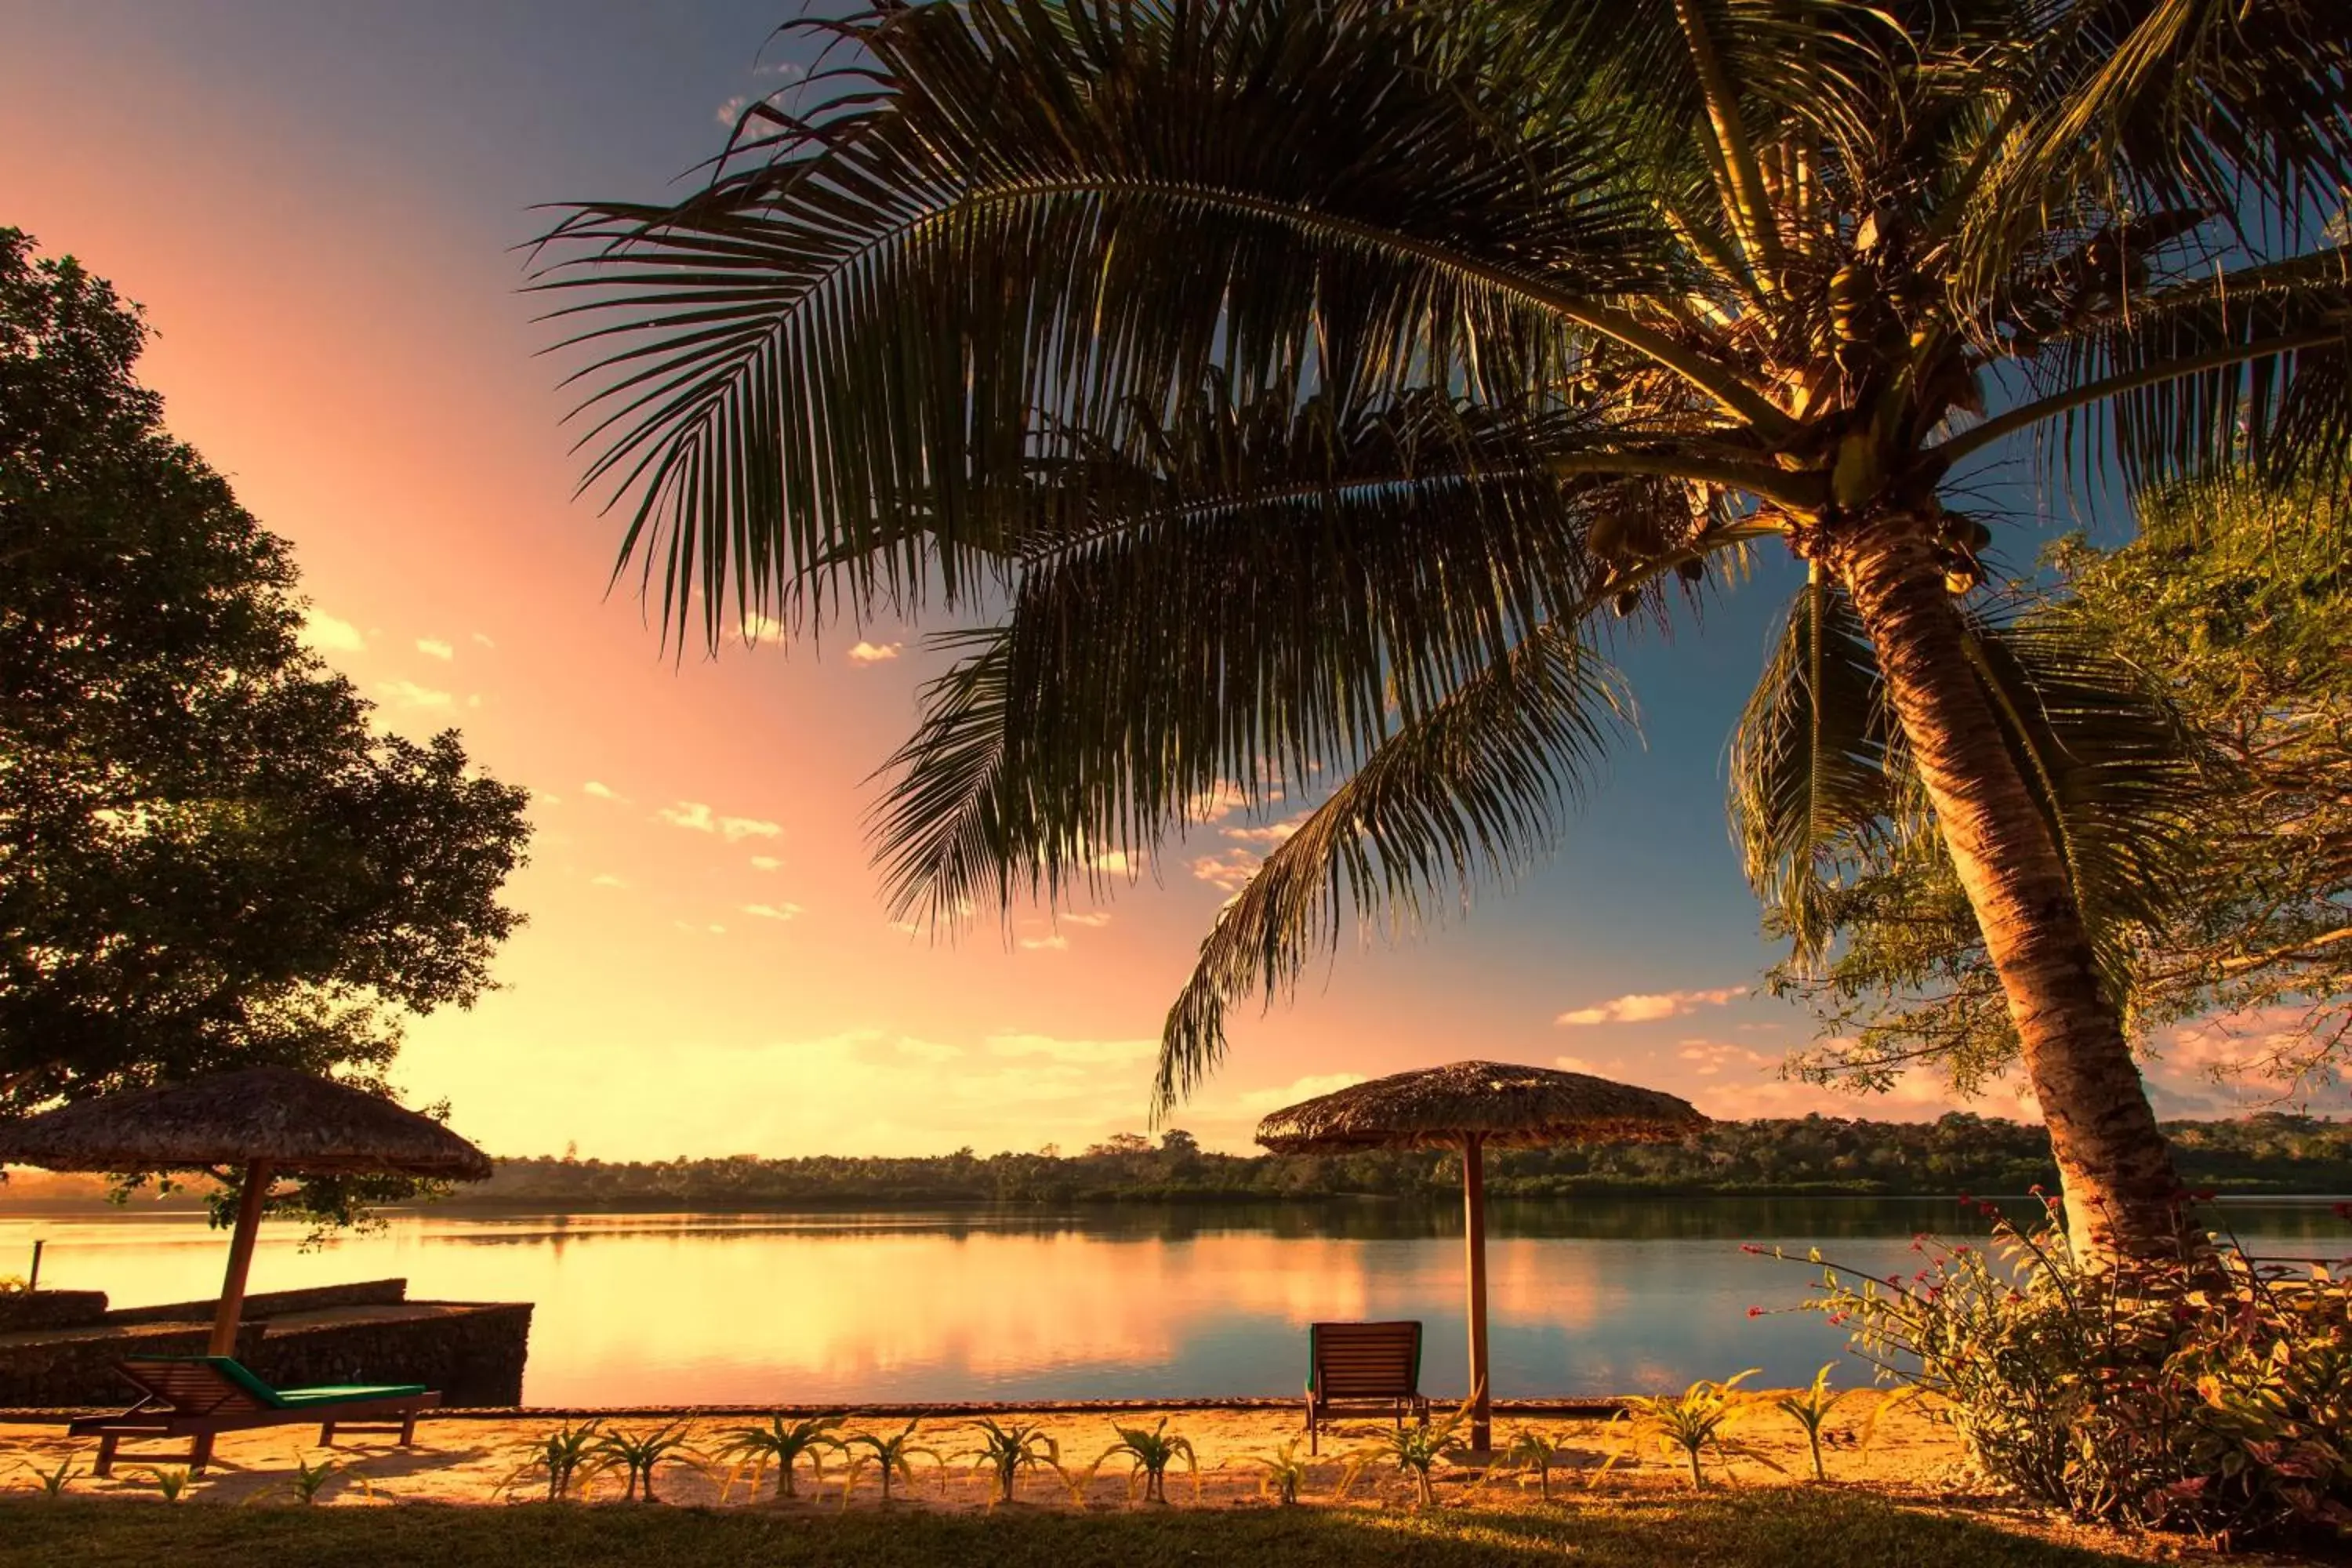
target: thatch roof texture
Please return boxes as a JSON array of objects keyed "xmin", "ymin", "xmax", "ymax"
[
  {"xmin": 0, "ymin": 1067, "xmax": 492, "ymax": 1179},
  {"xmin": 1256, "ymin": 1059, "xmax": 1705, "ymax": 1153}
]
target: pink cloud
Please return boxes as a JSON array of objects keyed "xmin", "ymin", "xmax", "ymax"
[{"xmin": 1555, "ymin": 986, "xmax": 1746, "ymax": 1026}]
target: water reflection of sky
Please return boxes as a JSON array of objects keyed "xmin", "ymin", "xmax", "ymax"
[{"xmin": 5, "ymin": 1200, "xmax": 2343, "ymax": 1405}]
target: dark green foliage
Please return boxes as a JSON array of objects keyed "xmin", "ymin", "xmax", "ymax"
[
  {"xmin": 0, "ymin": 1487, "xmax": 2154, "ymax": 1567},
  {"xmin": 443, "ymin": 1112, "xmax": 2352, "ymax": 1208},
  {"xmin": 0, "ymin": 229, "xmax": 531, "ymax": 1224},
  {"xmin": 1795, "ymin": 1200, "xmax": 2352, "ymax": 1541}
]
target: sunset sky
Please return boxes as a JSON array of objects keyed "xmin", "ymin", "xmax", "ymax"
[{"xmin": 4, "ymin": 2, "xmax": 2328, "ymax": 1160}]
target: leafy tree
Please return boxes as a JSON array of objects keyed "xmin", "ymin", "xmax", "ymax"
[
  {"xmin": 0, "ymin": 229, "xmax": 532, "ymax": 1201},
  {"xmin": 1085, "ymin": 1132, "xmax": 1152, "ymax": 1156},
  {"xmin": 1776, "ymin": 477, "xmax": 2352, "ymax": 1098},
  {"xmin": 539, "ymin": 2, "xmax": 2352, "ymax": 1259}
]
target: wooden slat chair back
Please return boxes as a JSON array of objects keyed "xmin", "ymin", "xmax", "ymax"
[
  {"xmin": 1304, "ymin": 1320, "xmax": 1429, "ymax": 1453},
  {"xmin": 67, "ymin": 1356, "xmax": 439, "ymax": 1475},
  {"xmin": 119, "ymin": 1358, "xmax": 275, "ymax": 1418}
]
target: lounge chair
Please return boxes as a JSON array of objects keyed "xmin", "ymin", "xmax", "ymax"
[
  {"xmin": 1303, "ymin": 1320, "xmax": 1429, "ymax": 1454},
  {"xmin": 69, "ymin": 1356, "xmax": 440, "ymax": 1474}
]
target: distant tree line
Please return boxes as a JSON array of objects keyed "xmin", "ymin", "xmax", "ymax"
[{"xmin": 445, "ymin": 1114, "xmax": 2352, "ymax": 1209}]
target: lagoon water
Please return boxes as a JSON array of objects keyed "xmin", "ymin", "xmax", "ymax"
[{"xmin": 5, "ymin": 1198, "xmax": 2345, "ymax": 1405}]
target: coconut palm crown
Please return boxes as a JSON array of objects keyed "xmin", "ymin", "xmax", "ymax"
[{"xmin": 539, "ymin": 0, "xmax": 2352, "ymax": 1259}]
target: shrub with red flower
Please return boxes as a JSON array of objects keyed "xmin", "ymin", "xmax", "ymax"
[{"xmin": 1768, "ymin": 1208, "xmax": 2352, "ymax": 1542}]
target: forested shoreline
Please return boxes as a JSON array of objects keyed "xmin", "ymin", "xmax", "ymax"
[
  {"xmin": 440, "ymin": 1112, "xmax": 2352, "ymax": 1207},
  {"xmin": 8, "ymin": 1112, "xmax": 2346, "ymax": 1213}
]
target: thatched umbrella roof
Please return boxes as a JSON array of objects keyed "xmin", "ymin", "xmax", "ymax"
[
  {"xmin": 0, "ymin": 1067, "xmax": 492, "ymax": 1180},
  {"xmin": 1257, "ymin": 1059, "xmax": 1705, "ymax": 1153}
]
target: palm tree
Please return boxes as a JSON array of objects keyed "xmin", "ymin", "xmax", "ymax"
[{"xmin": 539, "ymin": 0, "xmax": 2351, "ymax": 1261}]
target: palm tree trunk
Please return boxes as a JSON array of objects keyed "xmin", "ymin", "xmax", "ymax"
[{"xmin": 1828, "ymin": 518, "xmax": 2187, "ymax": 1262}]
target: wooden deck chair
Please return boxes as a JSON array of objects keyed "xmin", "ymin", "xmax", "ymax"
[
  {"xmin": 1303, "ymin": 1320, "xmax": 1429, "ymax": 1454},
  {"xmin": 68, "ymin": 1356, "xmax": 440, "ymax": 1474}
]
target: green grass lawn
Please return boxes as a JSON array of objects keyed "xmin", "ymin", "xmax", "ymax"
[{"xmin": 2, "ymin": 1490, "xmax": 2148, "ymax": 1568}]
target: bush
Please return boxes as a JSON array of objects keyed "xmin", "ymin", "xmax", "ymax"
[{"xmin": 1784, "ymin": 1196, "xmax": 2352, "ymax": 1544}]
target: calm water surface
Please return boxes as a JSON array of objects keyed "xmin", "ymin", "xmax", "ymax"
[{"xmin": 5, "ymin": 1198, "xmax": 2345, "ymax": 1404}]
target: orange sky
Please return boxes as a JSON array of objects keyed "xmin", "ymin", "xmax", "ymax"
[{"xmin": 2, "ymin": 3, "xmax": 2321, "ymax": 1159}]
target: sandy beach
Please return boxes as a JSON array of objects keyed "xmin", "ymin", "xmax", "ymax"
[{"xmin": 0, "ymin": 1393, "xmax": 1958, "ymax": 1507}]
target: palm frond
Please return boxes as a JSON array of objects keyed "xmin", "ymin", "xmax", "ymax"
[
  {"xmin": 1500, "ymin": 0, "xmax": 1904, "ymax": 173},
  {"xmin": 1972, "ymin": 0, "xmax": 2352, "ymax": 267},
  {"xmin": 865, "ymin": 383, "xmax": 1716, "ymax": 927},
  {"xmin": 1962, "ymin": 246, "xmax": 2352, "ymax": 490},
  {"xmin": 536, "ymin": 0, "xmax": 1713, "ymax": 648},
  {"xmin": 1726, "ymin": 572, "xmax": 1904, "ymax": 968},
  {"xmin": 1156, "ymin": 622, "xmax": 1636, "ymax": 1114},
  {"xmin": 868, "ymin": 627, "xmax": 1022, "ymax": 931},
  {"xmin": 1960, "ymin": 609, "xmax": 2220, "ymax": 990}
]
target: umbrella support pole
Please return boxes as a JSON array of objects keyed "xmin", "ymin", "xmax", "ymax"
[
  {"xmin": 209, "ymin": 1160, "xmax": 272, "ymax": 1357},
  {"xmin": 1462, "ymin": 1132, "xmax": 1490, "ymax": 1452}
]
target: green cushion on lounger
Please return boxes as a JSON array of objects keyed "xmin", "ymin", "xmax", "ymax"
[
  {"xmin": 158, "ymin": 1357, "xmax": 428, "ymax": 1409},
  {"xmin": 274, "ymin": 1383, "xmax": 430, "ymax": 1405}
]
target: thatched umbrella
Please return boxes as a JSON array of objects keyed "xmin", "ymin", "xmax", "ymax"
[
  {"xmin": 1258, "ymin": 1059, "xmax": 1705, "ymax": 1450},
  {"xmin": 0, "ymin": 1068, "xmax": 492, "ymax": 1355}
]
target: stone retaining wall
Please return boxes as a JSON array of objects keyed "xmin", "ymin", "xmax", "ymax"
[
  {"xmin": 0, "ymin": 1300, "xmax": 532, "ymax": 1407},
  {"xmin": 0, "ymin": 1291, "xmax": 109, "ymax": 1334}
]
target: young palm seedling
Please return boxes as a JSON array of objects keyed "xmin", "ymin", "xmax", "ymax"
[
  {"xmin": 141, "ymin": 1466, "xmax": 194, "ymax": 1504},
  {"xmin": 498, "ymin": 1420, "xmax": 603, "ymax": 1502},
  {"xmin": 592, "ymin": 1423, "xmax": 699, "ymax": 1503},
  {"xmin": 1503, "ymin": 1426, "xmax": 1566, "ymax": 1501},
  {"xmin": 1610, "ymin": 1371, "xmax": 1782, "ymax": 1489},
  {"xmin": 18, "ymin": 1454, "xmax": 80, "ymax": 1500},
  {"xmin": 1341, "ymin": 1415, "xmax": 1457, "ymax": 1510},
  {"xmin": 717, "ymin": 1414, "xmax": 843, "ymax": 1501},
  {"xmin": 280, "ymin": 1451, "xmax": 372, "ymax": 1506},
  {"xmin": 958, "ymin": 1418, "xmax": 1059, "ymax": 1508},
  {"xmin": 833, "ymin": 1422, "xmax": 943, "ymax": 1508},
  {"xmin": 1338, "ymin": 1390, "xmax": 1478, "ymax": 1511},
  {"xmin": 1092, "ymin": 1418, "xmax": 1198, "ymax": 1505},
  {"xmin": 1771, "ymin": 1364, "xmax": 1860, "ymax": 1483},
  {"xmin": 1250, "ymin": 1438, "xmax": 1311, "ymax": 1506}
]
